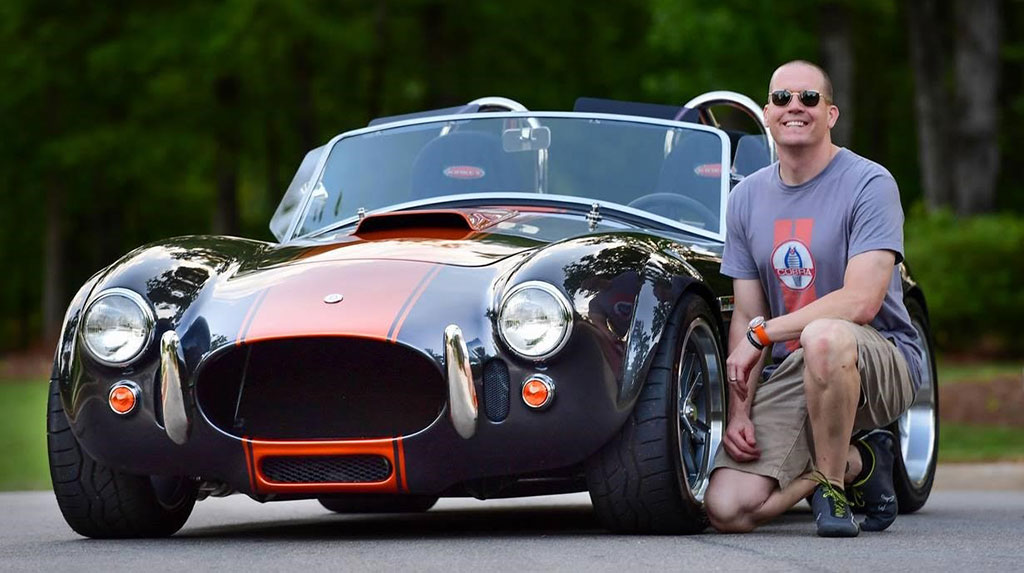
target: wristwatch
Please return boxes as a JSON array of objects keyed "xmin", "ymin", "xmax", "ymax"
[{"xmin": 746, "ymin": 316, "xmax": 771, "ymax": 351}]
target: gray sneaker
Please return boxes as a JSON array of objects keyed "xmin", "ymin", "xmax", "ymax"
[
  {"xmin": 848, "ymin": 429, "xmax": 898, "ymax": 532},
  {"xmin": 811, "ymin": 473, "xmax": 860, "ymax": 537}
]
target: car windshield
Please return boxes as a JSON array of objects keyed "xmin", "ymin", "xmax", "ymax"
[{"xmin": 294, "ymin": 113, "xmax": 729, "ymax": 239}]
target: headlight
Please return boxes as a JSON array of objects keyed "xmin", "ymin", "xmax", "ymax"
[
  {"xmin": 497, "ymin": 281, "xmax": 573, "ymax": 359},
  {"xmin": 81, "ymin": 288, "xmax": 154, "ymax": 365}
]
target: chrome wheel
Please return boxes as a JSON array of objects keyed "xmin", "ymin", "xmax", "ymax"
[
  {"xmin": 675, "ymin": 317, "xmax": 725, "ymax": 503},
  {"xmin": 898, "ymin": 315, "xmax": 938, "ymax": 488}
]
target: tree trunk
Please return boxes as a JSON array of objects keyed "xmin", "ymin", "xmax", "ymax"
[
  {"xmin": 42, "ymin": 181, "xmax": 64, "ymax": 345},
  {"xmin": 292, "ymin": 45, "xmax": 317, "ymax": 152},
  {"xmin": 421, "ymin": 2, "xmax": 454, "ymax": 108},
  {"xmin": 367, "ymin": 0, "xmax": 389, "ymax": 120},
  {"xmin": 952, "ymin": 0, "xmax": 1000, "ymax": 215},
  {"xmin": 907, "ymin": 0, "xmax": 953, "ymax": 211},
  {"xmin": 819, "ymin": 1, "xmax": 854, "ymax": 147},
  {"xmin": 213, "ymin": 75, "xmax": 240, "ymax": 235}
]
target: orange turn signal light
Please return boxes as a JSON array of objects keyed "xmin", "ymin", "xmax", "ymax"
[
  {"xmin": 522, "ymin": 376, "xmax": 554, "ymax": 409},
  {"xmin": 108, "ymin": 383, "xmax": 139, "ymax": 415}
]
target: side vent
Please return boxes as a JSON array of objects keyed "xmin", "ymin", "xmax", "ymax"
[{"xmin": 483, "ymin": 359, "xmax": 511, "ymax": 422}]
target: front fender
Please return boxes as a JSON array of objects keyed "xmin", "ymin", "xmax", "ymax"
[
  {"xmin": 59, "ymin": 236, "xmax": 268, "ymax": 422},
  {"xmin": 495, "ymin": 232, "xmax": 720, "ymax": 410}
]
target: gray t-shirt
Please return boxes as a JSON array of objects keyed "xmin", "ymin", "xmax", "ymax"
[{"xmin": 721, "ymin": 148, "xmax": 924, "ymax": 391}]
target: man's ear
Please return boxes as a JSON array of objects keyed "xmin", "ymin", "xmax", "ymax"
[{"xmin": 827, "ymin": 105, "xmax": 840, "ymax": 129}]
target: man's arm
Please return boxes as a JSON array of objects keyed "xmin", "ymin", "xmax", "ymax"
[
  {"xmin": 723, "ymin": 250, "xmax": 897, "ymax": 421},
  {"xmin": 759, "ymin": 249, "xmax": 895, "ymax": 343},
  {"xmin": 721, "ymin": 278, "xmax": 770, "ymax": 462}
]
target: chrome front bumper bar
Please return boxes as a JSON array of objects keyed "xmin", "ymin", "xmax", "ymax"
[
  {"xmin": 444, "ymin": 324, "xmax": 478, "ymax": 439},
  {"xmin": 160, "ymin": 331, "xmax": 191, "ymax": 445}
]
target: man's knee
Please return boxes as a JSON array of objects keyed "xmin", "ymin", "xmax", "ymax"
[
  {"xmin": 800, "ymin": 319, "xmax": 858, "ymax": 381},
  {"xmin": 705, "ymin": 471, "xmax": 767, "ymax": 533}
]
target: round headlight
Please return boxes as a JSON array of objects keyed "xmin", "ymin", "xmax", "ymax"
[
  {"xmin": 497, "ymin": 281, "xmax": 573, "ymax": 359},
  {"xmin": 82, "ymin": 288, "xmax": 154, "ymax": 366}
]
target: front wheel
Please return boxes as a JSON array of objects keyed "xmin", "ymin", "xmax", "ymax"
[
  {"xmin": 47, "ymin": 379, "xmax": 198, "ymax": 538},
  {"xmin": 889, "ymin": 297, "xmax": 939, "ymax": 513},
  {"xmin": 585, "ymin": 294, "xmax": 726, "ymax": 534}
]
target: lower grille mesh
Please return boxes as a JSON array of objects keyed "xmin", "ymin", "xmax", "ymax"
[
  {"xmin": 483, "ymin": 359, "xmax": 511, "ymax": 422},
  {"xmin": 261, "ymin": 455, "xmax": 392, "ymax": 483}
]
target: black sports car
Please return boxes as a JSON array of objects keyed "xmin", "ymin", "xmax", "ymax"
[{"xmin": 49, "ymin": 93, "xmax": 939, "ymax": 537}]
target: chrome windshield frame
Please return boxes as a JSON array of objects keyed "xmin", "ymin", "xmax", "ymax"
[{"xmin": 283, "ymin": 111, "xmax": 733, "ymax": 243}]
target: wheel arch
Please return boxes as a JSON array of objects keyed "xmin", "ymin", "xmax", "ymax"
[{"xmin": 617, "ymin": 252, "xmax": 725, "ymax": 408}]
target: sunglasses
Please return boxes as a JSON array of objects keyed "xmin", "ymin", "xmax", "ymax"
[{"xmin": 769, "ymin": 89, "xmax": 829, "ymax": 107}]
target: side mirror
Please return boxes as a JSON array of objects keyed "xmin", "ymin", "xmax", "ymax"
[{"xmin": 502, "ymin": 126, "xmax": 551, "ymax": 152}]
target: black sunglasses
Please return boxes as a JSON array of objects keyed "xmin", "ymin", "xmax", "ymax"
[{"xmin": 769, "ymin": 89, "xmax": 828, "ymax": 107}]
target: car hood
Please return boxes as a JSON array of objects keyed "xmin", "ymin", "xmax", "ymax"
[{"xmin": 248, "ymin": 208, "xmax": 560, "ymax": 272}]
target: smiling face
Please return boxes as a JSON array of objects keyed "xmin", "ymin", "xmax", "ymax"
[{"xmin": 765, "ymin": 63, "xmax": 839, "ymax": 150}]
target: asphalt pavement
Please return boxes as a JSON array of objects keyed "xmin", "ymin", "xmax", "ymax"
[{"xmin": 3, "ymin": 470, "xmax": 1023, "ymax": 573}]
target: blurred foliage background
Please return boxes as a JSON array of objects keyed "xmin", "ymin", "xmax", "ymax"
[{"xmin": 1, "ymin": 0, "xmax": 1022, "ymax": 358}]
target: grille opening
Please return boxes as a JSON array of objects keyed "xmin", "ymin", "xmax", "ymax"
[
  {"xmin": 198, "ymin": 337, "xmax": 445, "ymax": 439},
  {"xmin": 483, "ymin": 359, "xmax": 510, "ymax": 422},
  {"xmin": 261, "ymin": 455, "xmax": 392, "ymax": 483}
]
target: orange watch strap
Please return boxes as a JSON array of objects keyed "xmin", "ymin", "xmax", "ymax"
[{"xmin": 752, "ymin": 322, "xmax": 772, "ymax": 346}]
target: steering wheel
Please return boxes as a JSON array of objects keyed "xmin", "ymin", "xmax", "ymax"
[{"xmin": 628, "ymin": 193, "xmax": 720, "ymax": 230}]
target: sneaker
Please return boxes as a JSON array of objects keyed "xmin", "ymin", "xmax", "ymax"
[
  {"xmin": 810, "ymin": 472, "xmax": 860, "ymax": 537},
  {"xmin": 848, "ymin": 429, "xmax": 898, "ymax": 532}
]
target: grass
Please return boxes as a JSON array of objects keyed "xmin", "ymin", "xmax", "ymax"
[
  {"xmin": 0, "ymin": 379, "xmax": 52, "ymax": 490},
  {"xmin": 937, "ymin": 360, "xmax": 1023, "ymax": 386},
  {"xmin": 939, "ymin": 423, "xmax": 1024, "ymax": 462}
]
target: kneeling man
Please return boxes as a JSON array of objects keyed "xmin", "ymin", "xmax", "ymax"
[{"xmin": 704, "ymin": 60, "xmax": 924, "ymax": 537}]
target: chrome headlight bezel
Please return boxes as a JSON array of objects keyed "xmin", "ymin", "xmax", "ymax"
[
  {"xmin": 81, "ymin": 288, "xmax": 155, "ymax": 367},
  {"xmin": 496, "ymin": 281, "xmax": 573, "ymax": 361}
]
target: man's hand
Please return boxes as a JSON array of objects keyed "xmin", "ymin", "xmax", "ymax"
[
  {"xmin": 723, "ymin": 413, "xmax": 760, "ymax": 462},
  {"xmin": 726, "ymin": 337, "xmax": 762, "ymax": 402}
]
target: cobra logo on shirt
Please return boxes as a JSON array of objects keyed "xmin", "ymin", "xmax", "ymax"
[{"xmin": 772, "ymin": 239, "xmax": 815, "ymax": 291}]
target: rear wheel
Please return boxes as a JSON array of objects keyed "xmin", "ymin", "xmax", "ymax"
[
  {"xmin": 585, "ymin": 294, "xmax": 726, "ymax": 533},
  {"xmin": 47, "ymin": 379, "xmax": 198, "ymax": 538},
  {"xmin": 318, "ymin": 495, "xmax": 438, "ymax": 514},
  {"xmin": 889, "ymin": 297, "xmax": 939, "ymax": 513}
]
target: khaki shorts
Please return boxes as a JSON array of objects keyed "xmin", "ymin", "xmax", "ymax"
[{"xmin": 713, "ymin": 322, "xmax": 915, "ymax": 489}]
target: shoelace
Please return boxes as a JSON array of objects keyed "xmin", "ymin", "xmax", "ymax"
[
  {"xmin": 811, "ymin": 471, "xmax": 851, "ymax": 518},
  {"xmin": 846, "ymin": 437, "xmax": 877, "ymax": 508},
  {"xmin": 847, "ymin": 485, "xmax": 866, "ymax": 508}
]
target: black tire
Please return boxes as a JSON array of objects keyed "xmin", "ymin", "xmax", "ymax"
[
  {"xmin": 888, "ymin": 296, "xmax": 939, "ymax": 513},
  {"xmin": 318, "ymin": 495, "xmax": 438, "ymax": 514},
  {"xmin": 47, "ymin": 379, "xmax": 198, "ymax": 538},
  {"xmin": 585, "ymin": 294, "xmax": 726, "ymax": 534}
]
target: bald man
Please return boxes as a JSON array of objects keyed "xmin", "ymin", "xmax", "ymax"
[{"xmin": 703, "ymin": 61, "xmax": 923, "ymax": 537}]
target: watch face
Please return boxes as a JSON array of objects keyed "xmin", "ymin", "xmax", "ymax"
[{"xmin": 748, "ymin": 316, "xmax": 765, "ymax": 329}]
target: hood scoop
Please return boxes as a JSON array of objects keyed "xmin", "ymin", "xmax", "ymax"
[{"xmin": 354, "ymin": 208, "xmax": 518, "ymax": 239}]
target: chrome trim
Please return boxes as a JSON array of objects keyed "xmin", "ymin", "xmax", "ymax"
[
  {"xmin": 466, "ymin": 96, "xmax": 530, "ymax": 112},
  {"xmin": 444, "ymin": 324, "xmax": 478, "ymax": 439},
  {"xmin": 521, "ymin": 374, "xmax": 555, "ymax": 410},
  {"xmin": 160, "ymin": 331, "xmax": 190, "ymax": 445},
  {"xmin": 497, "ymin": 281, "xmax": 574, "ymax": 361},
  {"xmin": 81, "ymin": 288, "xmax": 155, "ymax": 367},
  {"xmin": 285, "ymin": 111, "xmax": 732, "ymax": 243},
  {"xmin": 108, "ymin": 381, "xmax": 141, "ymax": 415},
  {"xmin": 683, "ymin": 90, "xmax": 776, "ymax": 163},
  {"xmin": 311, "ymin": 194, "xmax": 726, "ymax": 243}
]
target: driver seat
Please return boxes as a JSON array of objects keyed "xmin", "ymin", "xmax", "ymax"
[
  {"xmin": 409, "ymin": 131, "xmax": 527, "ymax": 200},
  {"xmin": 651, "ymin": 134, "xmax": 723, "ymax": 219}
]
